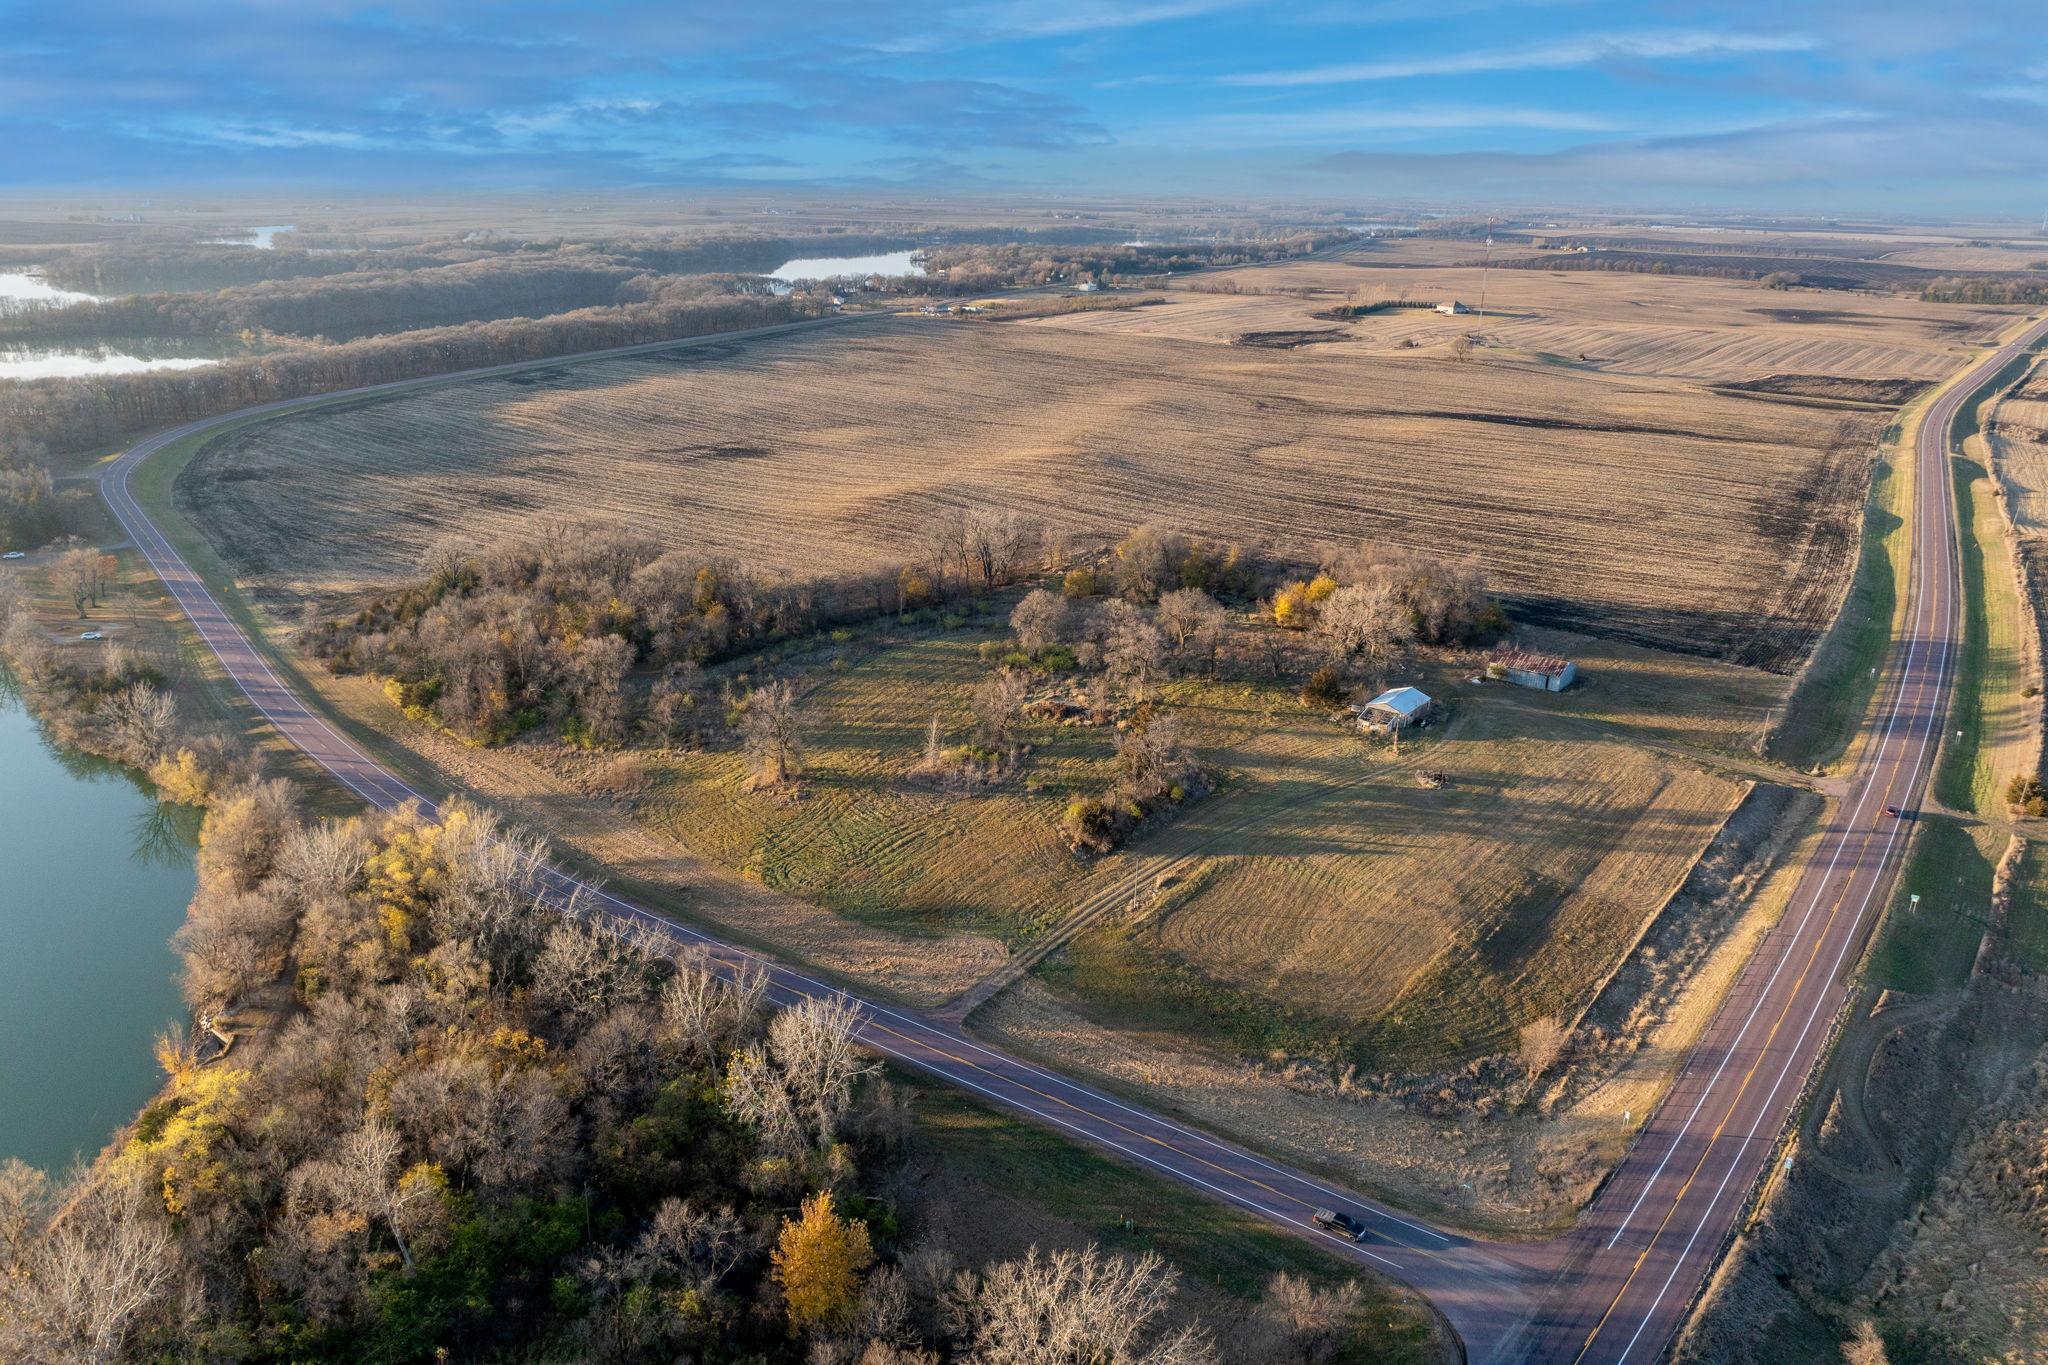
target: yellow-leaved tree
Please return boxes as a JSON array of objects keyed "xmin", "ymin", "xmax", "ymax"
[{"xmin": 771, "ymin": 1190, "xmax": 874, "ymax": 1335}]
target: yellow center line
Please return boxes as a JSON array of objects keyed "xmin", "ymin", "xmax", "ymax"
[
  {"xmin": 1571, "ymin": 789, "xmax": 1901, "ymax": 1362},
  {"xmin": 860, "ymin": 1014, "xmax": 1431, "ymax": 1254}
]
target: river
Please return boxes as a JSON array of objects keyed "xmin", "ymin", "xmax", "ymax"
[{"xmin": 0, "ymin": 673, "xmax": 196, "ymax": 1174}]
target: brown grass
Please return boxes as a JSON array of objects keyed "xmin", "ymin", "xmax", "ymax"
[{"xmin": 183, "ymin": 313, "xmax": 1877, "ymax": 670}]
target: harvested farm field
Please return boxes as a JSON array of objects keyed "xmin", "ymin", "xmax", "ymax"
[
  {"xmin": 1050, "ymin": 258, "xmax": 2014, "ymax": 383},
  {"xmin": 183, "ymin": 314, "xmax": 1880, "ymax": 670}
]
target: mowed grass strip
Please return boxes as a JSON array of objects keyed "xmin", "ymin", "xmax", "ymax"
[
  {"xmin": 1935, "ymin": 457, "xmax": 2031, "ymax": 816},
  {"xmin": 1047, "ymin": 706, "xmax": 1744, "ymax": 1070},
  {"xmin": 639, "ymin": 629, "xmax": 1120, "ymax": 944},
  {"xmin": 1867, "ymin": 820, "xmax": 1995, "ymax": 994}
]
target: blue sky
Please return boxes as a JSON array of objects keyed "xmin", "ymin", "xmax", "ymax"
[{"xmin": 5, "ymin": 1, "xmax": 2045, "ymax": 215}]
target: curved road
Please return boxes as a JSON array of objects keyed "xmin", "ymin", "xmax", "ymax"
[{"xmin": 95, "ymin": 311, "xmax": 2047, "ymax": 1361}]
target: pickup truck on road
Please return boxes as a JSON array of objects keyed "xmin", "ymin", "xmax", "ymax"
[{"xmin": 1312, "ymin": 1208, "xmax": 1369, "ymax": 1242}]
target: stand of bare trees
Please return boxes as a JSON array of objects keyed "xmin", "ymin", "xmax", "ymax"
[
  {"xmin": 0, "ymin": 283, "xmax": 813, "ymax": 456},
  {"xmin": 309, "ymin": 515, "xmax": 1044, "ymax": 748}
]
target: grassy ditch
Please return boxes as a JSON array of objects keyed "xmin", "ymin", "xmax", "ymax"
[
  {"xmin": 1768, "ymin": 447, "xmax": 1905, "ymax": 773},
  {"xmin": 1933, "ymin": 458, "xmax": 2031, "ymax": 816},
  {"xmin": 903, "ymin": 1076, "xmax": 1450, "ymax": 1363},
  {"xmin": 1865, "ymin": 819, "xmax": 1995, "ymax": 994}
]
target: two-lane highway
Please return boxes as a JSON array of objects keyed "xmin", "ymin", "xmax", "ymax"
[
  {"xmin": 92, "ymin": 309, "xmax": 2046, "ymax": 1362},
  {"xmin": 1512, "ymin": 313, "xmax": 2048, "ymax": 1363},
  {"xmin": 94, "ymin": 316, "xmax": 1534, "ymax": 1358}
]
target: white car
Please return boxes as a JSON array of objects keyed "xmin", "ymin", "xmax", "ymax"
[
  {"xmin": 1, "ymin": 551, "xmax": 24, "ymax": 560},
  {"xmin": 78, "ymin": 630, "xmax": 104, "ymax": 641}
]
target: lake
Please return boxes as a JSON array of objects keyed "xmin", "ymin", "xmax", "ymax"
[
  {"xmin": 769, "ymin": 248, "xmax": 926, "ymax": 282},
  {"xmin": 0, "ymin": 271, "xmax": 99, "ymax": 309},
  {"xmin": 0, "ymin": 672, "xmax": 197, "ymax": 1175},
  {"xmin": 0, "ymin": 271, "xmax": 234, "ymax": 380},
  {"xmin": 0, "ymin": 344, "xmax": 221, "ymax": 382},
  {"xmin": 202, "ymin": 224, "xmax": 295, "ymax": 249}
]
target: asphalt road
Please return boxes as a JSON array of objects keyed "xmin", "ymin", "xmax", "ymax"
[
  {"xmin": 94, "ymin": 311, "xmax": 2047, "ymax": 1362},
  {"xmin": 1510, "ymin": 313, "xmax": 2048, "ymax": 1364}
]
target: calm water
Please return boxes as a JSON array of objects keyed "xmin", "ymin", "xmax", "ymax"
[
  {"xmin": 202, "ymin": 224, "xmax": 295, "ymax": 249},
  {"xmin": 768, "ymin": 248, "xmax": 925, "ymax": 282},
  {"xmin": 0, "ymin": 271, "xmax": 99, "ymax": 308},
  {"xmin": 0, "ymin": 674, "xmax": 196, "ymax": 1174},
  {"xmin": 0, "ymin": 344, "xmax": 219, "ymax": 381}
]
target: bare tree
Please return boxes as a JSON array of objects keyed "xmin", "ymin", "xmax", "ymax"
[
  {"xmin": 54, "ymin": 543, "xmax": 98, "ymax": 618},
  {"xmin": 0, "ymin": 1158, "xmax": 48, "ymax": 1264},
  {"xmin": 174, "ymin": 886, "xmax": 296, "ymax": 1009},
  {"xmin": 1156, "ymin": 588, "xmax": 1226, "ymax": 672},
  {"xmin": 1009, "ymin": 588, "xmax": 1069, "ymax": 654},
  {"xmin": 1259, "ymin": 1272, "xmax": 1361, "ymax": 1365},
  {"xmin": 964, "ymin": 508, "xmax": 1033, "ymax": 591},
  {"xmin": 741, "ymin": 679, "xmax": 804, "ymax": 785},
  {"xmin": 1841, "ymin": 1321, "xmax": 1890, "ymax": 1365},
  {"xmin": 291, "ymin": 1121, "xmax": 439, "ymax": 1270},
  {"xmin": 645, "ymin": 660, "xmax": 702, "ymax": 748},
  {"xmin": 101, "ymin": 680, "xmax": 177, "ymax": 763},
  {"xmin": 972, "ymin": 669, "xmax": 1030, "ymax": 760},
  {"xmin": 1113, "ymin": 711, "xmax": 1191, "ymax": 800},
  {"xmin": 1101, "ymin": 603, "xmax": 1166, "ymax": 701},
  {"xmin": 955, "ymin": 1245, "xmax": 1214, "ymax": 1365},
  {"xmin": 0, "ymin": 1180, "xmax": 175, "ymax": 1365},
  {"xmin": 1315, "ymin": 580, "xmax": 1411, "ymax": 669},
  {"xmin": 1517, "ymin": 1016, "xmax": 1569, "ymax": 1079},
  {"xmin": 724, "ymin": 995, "xmax": 877, "ymax": 1160},
  {"xmin": 659, "ymin": 952, "xmax": 767, "ymax": 1065}
]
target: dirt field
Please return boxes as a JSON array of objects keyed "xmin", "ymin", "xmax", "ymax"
[
  {"xmin": 1059, "ymin": 255, "xmax": 2014, "ymax": 383},
  {"xmin": 182, "ymin": 312, "xmax": 1880, "ymax": 671}
]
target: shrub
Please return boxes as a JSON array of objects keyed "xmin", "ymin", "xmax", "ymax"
[
  {"xmin": 2006, "ymin": 774, "xmax": 2048, "ymax": 817},
  {"xmin": 1036, "ymin": 644, "xmax": 1078, "ymax": 672},
  {"xmin": 1061, "ymin": 566, "xmax": 1100, "ymax": 599},
  {"xmin": 1300, "ymin": 666, "xmax": 1345, "ymax": 706}
]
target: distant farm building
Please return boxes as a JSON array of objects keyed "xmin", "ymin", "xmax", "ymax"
[
  {"xmin": 1353, "ymin": 685, "xmax": 1435, "ymax": 731},
  {"xmin": 1435, "ymin": 300, "xmax": 1470, "ymax": 315},
  {"xmin": 1488, "ymin": 646, "xmax": 1578, "ymax": 692}
]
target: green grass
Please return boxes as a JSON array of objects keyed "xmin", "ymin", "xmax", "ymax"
[
  {"xmin": 903, "ymin": 1076, "xmax": 1446, "ymax": 1363},
  {"xmin": 1867, "ymin": 820, "xmax": 1994, "ymax": 993},
  {"xmin": 1935, "ymin": 460, "xmax": 2029, "ymax": 816},
  {"xmin": 1770, "ymin": 454, "xmax": 1905, "ymax": 772},
  {"xmin": 1041, "ymin": 914, "xmax": 1353, "ymax": 1062},
  {"xmin": 2004, "ymin": 844, "xmax": 2048, "ymax": 974}
]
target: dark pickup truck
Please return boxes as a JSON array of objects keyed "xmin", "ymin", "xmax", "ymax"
[{"xmin": 1311, "ymin": 1208, "xmax": 1369, "ymax": 1242}]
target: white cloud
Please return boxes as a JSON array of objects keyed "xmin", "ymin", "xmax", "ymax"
[
  {"xmin": 1187, "ymin": 102, "xmax": 1621, "ymax": 146},
  {"xmin": 963, "ymin": 0, "xmax": 1256, "ymax": 39},
  {"xmin": 1220, "ymin": 29, "xmax": 1814, "ymax": 86}
]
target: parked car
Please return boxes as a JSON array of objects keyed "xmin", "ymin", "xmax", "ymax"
[
  {"xmin": 78, "ymin": 630, "xmax": 104, "ymax": 641},
  {"xmin": 1, "ymin": 550, "xmax": 24, "ymax": 560},
  {"xmin": 1311, "ymin": 1208, "xmax": 1369, "ymax": 1242}
]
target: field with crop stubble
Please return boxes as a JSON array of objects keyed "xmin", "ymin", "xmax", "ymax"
[{"xmin": 184, "ymin": 314, "xmax": 1880, "ymax": 672}]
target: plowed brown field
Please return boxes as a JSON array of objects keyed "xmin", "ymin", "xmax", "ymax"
[{"xmin": 183, "ymin": 314, "xmax": 1880, "ymax": 670}]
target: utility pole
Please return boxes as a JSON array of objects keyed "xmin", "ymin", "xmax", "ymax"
[{"xmin": 1478, "ymin": 215, "xmax": 1493, "ymax": 318}]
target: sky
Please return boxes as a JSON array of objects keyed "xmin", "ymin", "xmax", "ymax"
[{"xmin": 4, "ymin": 0, "xmax": 2045, "ymax": 216}]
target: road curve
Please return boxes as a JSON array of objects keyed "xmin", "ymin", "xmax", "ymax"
[
  {"xmin": 94, "ymin": 315, "xmax": 1531, "ymax": 1356},
  {"xmin": 93, "ymin": 310, "xmax": 2046, "ymax": 1363},
  {"xmin": 1511, "ymin": 313, "xmax": 2048, "ymax": 1364}
]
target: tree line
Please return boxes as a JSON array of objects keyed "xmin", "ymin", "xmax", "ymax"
[
  {"xmin": 0, "ymin": 619, "xmax": 1395, "ymax": 1363},
  {"xmin": 0, "ymin": 280, "xmax": 813, "ymax": 456},
  {"xmin": 0, "ymin": 257, "xmax": 661, "ymax": 345},
  {"xmin": 915, "ymin": 232, "xmax": 1350, "ymax": 295},
  {"xmin": 304, "ymin": 511, "xmax": 1048, "ymax": 749}
]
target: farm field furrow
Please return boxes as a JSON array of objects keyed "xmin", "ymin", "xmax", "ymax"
[{"xmin": 184, "ymin": 315, "xmax": 1879, "ymax": 671}]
